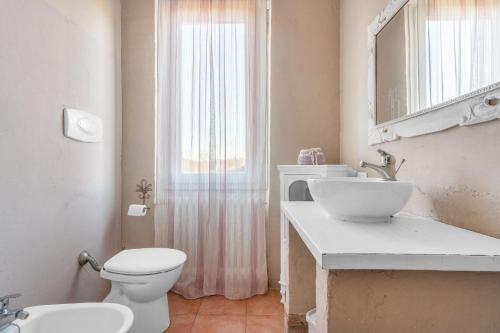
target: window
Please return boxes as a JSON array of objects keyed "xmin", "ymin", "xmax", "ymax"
[
  {"xmin": 179, "ymin": 23, "xmax": 247, "ymax": 175},
  {"xmin": 157, "ymin": 0, "xmax": 268, "ymax": 189}
]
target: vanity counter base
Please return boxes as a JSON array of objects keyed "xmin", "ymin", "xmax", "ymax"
[{"xmin": 282, "ymin": 202, "xmax": 500, "ymax": 333}]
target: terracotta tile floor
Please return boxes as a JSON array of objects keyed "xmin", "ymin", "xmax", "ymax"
[{"xmin": 165, "ymin": 290, "xmax": 288, "ymax": 333}]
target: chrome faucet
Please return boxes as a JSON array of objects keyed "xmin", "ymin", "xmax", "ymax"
[
  {"xmin": 359, "ymin": 149, "xmax": 405, "ymax": 181},
  {"xmin": 0, "ymin": 294, "xmax": 29, "ymax": 331}
]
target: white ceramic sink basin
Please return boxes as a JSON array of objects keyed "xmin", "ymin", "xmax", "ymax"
[
  {"xmin": 5, "ymin": 303, "xmax": 133, "ymax": 333},
  {"xmin": 307, "ymin": 177, "xmax": 414, "ymax": 222}
]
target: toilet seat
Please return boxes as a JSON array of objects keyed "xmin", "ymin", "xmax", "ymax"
[{"xmin": 103, "ymin": 248, "xmax": 187, "ymax": 276}]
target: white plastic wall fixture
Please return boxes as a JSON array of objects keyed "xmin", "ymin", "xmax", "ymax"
[{"xmin": 63, "ymin": 108, "xmax": 103, "ymax": 143}]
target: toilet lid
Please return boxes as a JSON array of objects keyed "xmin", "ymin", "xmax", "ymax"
[{"xmin": 103, "ymin": 248, "xmax": 187, "ymax": 275}]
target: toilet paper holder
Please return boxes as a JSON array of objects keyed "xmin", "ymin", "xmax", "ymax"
[{"xmin": 136, "ymin": 179, "xmax": 153, "ymax": 209}]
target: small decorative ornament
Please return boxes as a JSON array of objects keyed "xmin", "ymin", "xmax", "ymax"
[{"xmin": 136, "ymin": 179, "xmax": 153, "ymax": 207}]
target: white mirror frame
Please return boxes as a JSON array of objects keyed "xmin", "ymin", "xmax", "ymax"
[{"xmin": 368, "ymin": 0, "xmax": 500, "ymax": 145}]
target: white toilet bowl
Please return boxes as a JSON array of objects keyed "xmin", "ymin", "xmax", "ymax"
[{"xmin": 100, "ymin": 248, "xmax": 187, "ymax": 333}]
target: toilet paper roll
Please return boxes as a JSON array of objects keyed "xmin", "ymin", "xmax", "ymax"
[{"xmin": 128, "ymin": 204, "xmax": 148, "ymax": 217}]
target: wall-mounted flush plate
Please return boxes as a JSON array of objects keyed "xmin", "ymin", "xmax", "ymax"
[{"xmin": 63, "ymin": 108, "xmax": 103, "ymax": 143}]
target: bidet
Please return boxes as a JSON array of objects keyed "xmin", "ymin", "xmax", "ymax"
[
  {"xmin": 1, "ymin": 303, "xmax": 133, "ymax": 333},
  {"xmin": 0, "ymin": 295, "xmax": 133, "ymax": 333},
  {"xmin": 0, "ymin": 294, "xmax": 28, "ymax": 331}
]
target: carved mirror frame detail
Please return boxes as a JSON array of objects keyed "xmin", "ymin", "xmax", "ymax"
[{"xmin": 368, "ymin": 0, "xmax": 500, "ymax": 145}]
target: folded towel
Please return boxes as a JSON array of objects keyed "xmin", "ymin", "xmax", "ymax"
[{"xmin": 298, "ymin": 148, "xmax": 325, "ymax": 165}]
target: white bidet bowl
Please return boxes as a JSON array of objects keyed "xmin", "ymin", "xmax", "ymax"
[{"xmin": 7, "ymin": 303, "xmax": 133, "ymax": 333}]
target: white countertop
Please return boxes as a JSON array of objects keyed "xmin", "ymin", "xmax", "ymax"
[{"xmin": 281, "ymin": 201, "xmax": 500, "ymax": 271}]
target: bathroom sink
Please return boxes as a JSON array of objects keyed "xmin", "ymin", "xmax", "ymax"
[
  {"xmin": 307, "ymin": 177, "xmax": 414, "ymax": 222},
  {"xmin": 5, "ymin": 303, "xmax": 133, "ymax": 333}
]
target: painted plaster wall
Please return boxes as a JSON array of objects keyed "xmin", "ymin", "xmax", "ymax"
[
  {"xmin": 325, "ymin": 270, "xmax": 500, "ymax": 332},
  {"xmin": 0, "ymin": 0, "xmax": 122, "ymax": 306},
  {"xmin": 121, "ymin": 0, "xmax": 156, "ymax": 249},
  {"xmin": 269, "ymin": 0, "xmax": 341, "ymax": 288},
  {"xmin": 339, "ymin": 0, "xmax": 500, "ymax": 238}
]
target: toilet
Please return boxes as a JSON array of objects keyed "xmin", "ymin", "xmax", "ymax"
[{"xmin": 100, "ymin": 248, "xmax": 186, "ymax": 333}]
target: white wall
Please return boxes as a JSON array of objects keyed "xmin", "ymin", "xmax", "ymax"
[{"xmin": 0, "ymin": 0, "xmax": 122, "ymax": 306}]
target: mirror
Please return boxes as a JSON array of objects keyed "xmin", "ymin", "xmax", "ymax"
[{"xmin": 375, "ymin": 0, "xmax": 500, "ymax": 125}]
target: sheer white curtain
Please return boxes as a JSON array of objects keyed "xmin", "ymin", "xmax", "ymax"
[
  {"xmin": 156, "ymin": 0, "xmax": 268, "ymax": 299},
  {"xmin": 406, "ymin": 0, "xmax": 500, "ymax": 111}
]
